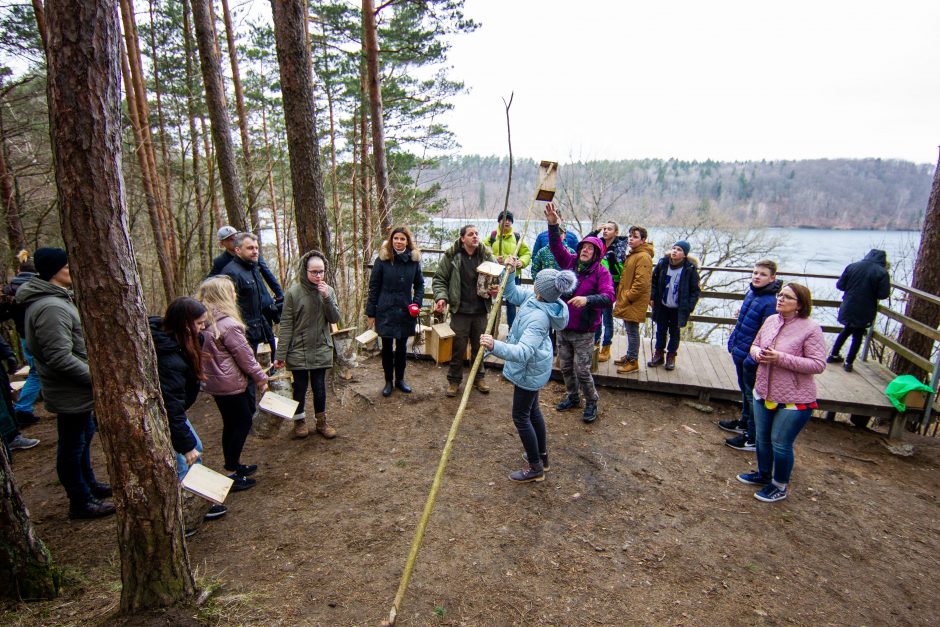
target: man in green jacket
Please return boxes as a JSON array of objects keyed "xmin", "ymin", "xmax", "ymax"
[
  {"xmin": 17, "ymin": 247, "xmax": 114, "ymax": 519},
  {"xmin": 433, "ymin": 225, "xmax": 498, "ymax": 397}
]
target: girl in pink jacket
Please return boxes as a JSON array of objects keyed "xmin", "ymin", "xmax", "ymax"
[
  {"xmin": 197, "ymin": 277, "xmax": 268, "ymax": 491},
  {"xmin": 736, "ymin": 282, "xmax": 826, "ymax": 503}
]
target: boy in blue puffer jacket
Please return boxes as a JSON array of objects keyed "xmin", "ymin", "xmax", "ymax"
[
  {"xmin": 481, "ymin": 263, "xmax": 575, "ymax": 483},
  {"xmin": 719, "ymin": 259, "xmax": 781, "ymax": 450}
]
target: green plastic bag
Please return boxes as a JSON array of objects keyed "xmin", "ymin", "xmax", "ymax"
[{"xmin": 883, "ymin": 374, "xmax": 934, "ymax": 412}]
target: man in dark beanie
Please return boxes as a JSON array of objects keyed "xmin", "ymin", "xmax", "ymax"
[{"xmin": 16, "ymin": 247, "xmax": 115, "ymax": 519}]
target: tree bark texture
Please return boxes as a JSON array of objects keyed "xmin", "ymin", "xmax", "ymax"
[
  {"xmin": 191, "ymin": 0, "xmax": 247, "ymax": 232},
  {"xmin": 31, "ymin": 0, "xmax": 48, "ymax": 54},
  {"xmin": 45, "ymin": 0, "xmax": 195, "ymax": 611},
  {"xmin": 892, "ymin": 150, "xmax": 940, "ymax": 378},
  {"xmin": 0, "ymin": 108, "xmax": 27, "ymax": 264},
  {"xmin": 270, "ymin": 0, "xmax": 331, "ymax": 258},
  {"xmin": 0, "ymin": 443, "xmax": 61, "ymax": 600},
  {"xmin": 362, "ymin": 0, "xmax": 391, "ymax": 238}
]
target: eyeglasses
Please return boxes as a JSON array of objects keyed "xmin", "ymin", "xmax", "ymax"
[
  {"xmin": 776, "ymin": 293, "xmax": 797, "ymax": 301},
  {"xmin": 307, "ymin": 269, "xmax": 326, "ymax": 276}
]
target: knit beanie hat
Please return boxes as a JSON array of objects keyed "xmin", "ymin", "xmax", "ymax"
[
  {"xmin": 496, "ymin": 210, "xmax": 514, "ymax": 224},
  {"xmin": 534, "ymin": 269, "xmax": 577, "ymax": 302},
  {"xmin": 673, "ymin": 240, "xmax": 691, "ymax": 256},
  {"xmin": 35, "ymin": 247, "xmax": 68, "ymax": 281}
]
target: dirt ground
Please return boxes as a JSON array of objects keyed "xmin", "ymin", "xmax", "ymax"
[{"xmin": 2, "ymin": 353, "xmax": 940, "ymax": 626}]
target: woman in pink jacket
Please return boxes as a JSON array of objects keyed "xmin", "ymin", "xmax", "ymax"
[
  {"xmin": 736, "ymin": 282, "xmax": 826, "ymax": 503},
  {"xmin": 197, "ymin": 277, "xmax": 268, "ymax": 491}
]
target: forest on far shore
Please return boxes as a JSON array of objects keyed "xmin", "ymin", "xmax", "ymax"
[{"xmin": 429, "ymin": 155, "xmax": 934, "ymax": 231}]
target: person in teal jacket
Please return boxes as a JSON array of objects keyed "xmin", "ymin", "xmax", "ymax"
[{"xmin": 481, "ymin": 264, "xmax": 574, "ymax": 483}]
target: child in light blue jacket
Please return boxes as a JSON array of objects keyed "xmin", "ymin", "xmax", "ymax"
[{"xmin": 481, "ymin": 265, "xmax": 575, "ymax": 482}]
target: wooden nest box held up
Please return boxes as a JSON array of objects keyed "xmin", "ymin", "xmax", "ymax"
[{"xmin": 536, "ymin": 160, "xmax": 558, "ymax": 202}]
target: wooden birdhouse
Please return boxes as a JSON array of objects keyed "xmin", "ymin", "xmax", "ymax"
[
  {"xmin": 428, "ymin": 322, "xmax": 456, "ymax": 364},
  {"xmin": 536, "ymin": 160, "xmax": 558, "ymax": 202},
  {"xmin": 475, "ymin": 260, "xmax": 504, "ymax": 298}
]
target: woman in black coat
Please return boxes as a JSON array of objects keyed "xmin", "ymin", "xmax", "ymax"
[
  {"xmin": 828, "ymin": 249, "xmax": 890, "ymax": 372},
  {"xmin": 367, "ymin": 226, "xmax": 424, "ymax": 397}
]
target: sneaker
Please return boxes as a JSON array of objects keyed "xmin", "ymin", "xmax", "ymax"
[
  {"xmin": 204, "ymin": 504, "xmax": 228, "ymax": 520},
  {"xmin": 736, "ymin": 471, "xmax": 771, "ymax": 486},
  {"xmin": 184, "ymin": 527, "xmax": 198, "ymax": 538},
  {"xmin": 843, "ymin": 362, "xmax": 854, "ymax": 373},
  {"xmin": 228, "ymin": 474, "xmax": 256, "ymax": 491},
  {"xmin": 582, "ymin": 402, "xmax": 598, "ymax": 424},
  {"xmin": 14, "ymin": 411, "xmax": 39, "ymax": 427},
  {"xmin": 522, "ymin": 452, "xmax": 550, "ymax": 472},
  {"xmin": 474, "ymin": 379, "xmax": 490, "ymax": 394},
  {"xmin": 89, "ymin": 482, "xmax": 113, "ymax": 498},
  {"xmin": 68, "ymin": 498, "xmax": 116, "ymax": 519},
  {"xmin": 508, "ymin": 465, "xmax": 544, "ymax": 483},
  {"xmin": 718, "ymin": 419, "xmax": 746, "ymax": 434},
  {"xmin": 754, "ymin": 483, "xmax": 788, "ymax": 503},
  {"xmin": 724, "ymin": 435, "xmax": 756, "ymax": 452},
  {"xmin": 9, "ymin": 434, "xmax": 39, "ymax": 450},
  {"xmin": 234, "ymin": 464, "xmax": 257, "ymax": 477},
  {"xmin": 446, "ymin": 382, "xmax": 459, "ymax": 397},
  {"xmin": 826, "ymin": 354, "xmax": 844, "ymax": 364},
  {"xmin": 555, "ymin": 395, "xmax": 581, "ymax": 411}
]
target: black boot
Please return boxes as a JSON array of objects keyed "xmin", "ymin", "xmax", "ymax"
[
  {"xmin": 395, "ymin": 380, "xmax": 412, "ymax": 393},
  {"xmin": 89, "ymin": 482, "xmax": 113, "ymax": 498},
  {"xmin": 69, "ymin": 497, "xmax": 116, "ymax": 520},
  {"xmin": 382, "ymin": 381, "xmax": 393, "ymax": 397}
]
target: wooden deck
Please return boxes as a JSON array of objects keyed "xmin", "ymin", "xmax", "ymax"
[{"xmin": 403, "ymin": 328, "xmax": 910, "ymax": 423}]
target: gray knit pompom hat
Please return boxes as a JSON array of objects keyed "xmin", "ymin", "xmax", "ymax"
[{"xmin": 534, "ymin": 269, "xmax": 577, "ymax": 302}]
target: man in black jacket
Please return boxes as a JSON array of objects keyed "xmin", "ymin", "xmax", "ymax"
[
  {"xmin": 209, "ymin": 226, "xmax": 283, "ymax": 309},
  {"xmin": 828, "ymin": 249, "xmax": 891, "ymax": 372},
  {"xmin": 220, "ymin": 233, "xmax": 276, "ymax": 354}
]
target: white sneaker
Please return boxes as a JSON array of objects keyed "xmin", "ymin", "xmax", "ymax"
[{"xmin": 10, "ymin": 434, "xmax": 39, "ymax": 450}]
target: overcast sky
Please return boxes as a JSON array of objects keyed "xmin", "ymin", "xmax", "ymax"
[{"xmin": 438, "ymin": 0, "xmax": 940, "ymax": 164}]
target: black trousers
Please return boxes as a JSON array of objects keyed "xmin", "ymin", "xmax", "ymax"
[
  {"xmin": 382, "ymin": 337, "xmax": 408, "ymax": 383},
  {"xmin": 292, "ymin": 368, "xmax": 327, "ymax": 414},
  {"xmin": 213, "ymin": 390, "xmax": 254, "ymax": 471},
  {"xmin": 832, "ymin": 325, "xmax": 867, "ymax": 364}
]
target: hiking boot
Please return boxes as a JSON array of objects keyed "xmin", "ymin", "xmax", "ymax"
[
  {"xmin": 736, "ymin": 471, "xmax": 771, "ymax": 486},
  {"xmin": 725, "ymin": 434, "xmax": 756, "ymax": 452},
  {"xmin": 617, "ymin": 359, "xmax": 639, "ymax": 374},
  {"xmin": 582, "ymin": 402, "xmax": 598, "ymax": 423},
  {"xmin": 826, "ymin": 354, "xmax": 844, "ymax": 364},
  {"xmin": 69, "ymin": 498, "xmax": 116, "ymax": 520},
  {"xmin": 614, "ymin": 354, "xmax": 629, "ymax": 366},
  {"xmin": 754, "ymin": 483, "xmax": 788, "ymax": 503},
  {"xmin": 843, "ymin": 362, "xmax": 854, "ymax": 373},
  {"xmin": 647, "ymin": 350, "xmax": 665, "ymax": 367},
  {"xmin": 292, "ymin": 417, "xmax": 309, "ymax": 439},
  {"xmin": 8, "ymin": 434, "xmax": 39, "ymax": 450},
  {"xmin": 598, "ymin": 345, "xmax": 611, "ymax": 362},
  {"xmin": 228, "ymin": 474, "xmax": 256, "ymax": 491},
  {"xmin": 315, "ymin": 412, "xmax": 337, "ymax": 439},
  {"xmin": 89, "ymin": 482, "xmax": 112, "ymax": 498},
  {"xmin": 509, "ymin": 464, "xmax": 544, "ymax": 483},
  {"xmin": 664, "ymin": 352, "xmax": 677, "ymax": 371},
  {"xmin": 446, "ymin": 382, "xmax": 459, "ymax": 397},
  {"xmin": 522, "ymin": 452, "xmax": 550, "ymax": 471},
  {"xmin": 718, "ymin": 419, "xmax": 746, "ymax": 434},
  {"xmin": 382, "ymin": 381, "xmax": 393, "ymax": 397},
  {"xmin": 474, "ymin": 379, "xmax": 490, "ymax": 394},
  {"xmin": 14, "ymin": 411, "xmax": 39, "ymax": 427},
  {"xmin": 396, "ymin": 380, "xmax": 412, "ymax": 394},
  {"xmin": 555, "ymin": 395, "xmax": 581, "ymax": 411},
  {"xmin": 204, "ymin": 504, "xmax": 228, "ymax": 521}
]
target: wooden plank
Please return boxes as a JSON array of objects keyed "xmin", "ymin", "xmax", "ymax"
[
  {"xmin": 872, "ymin": 331, "xmax": 934, "ymax": 372},
  {"xmin": 877, "ymin": 304, "xmax": 940, "ymax": 343}
]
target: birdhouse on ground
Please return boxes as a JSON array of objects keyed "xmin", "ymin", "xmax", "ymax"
[{"xmin": 536, "ymin": 160, "xmax": 558, "ymax": 202}]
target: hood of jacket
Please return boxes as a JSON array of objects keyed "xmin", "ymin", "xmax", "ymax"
[
  {"xmin": 863, "ymin": 249, "xmax": 887, "ymax": 267},
  {"xmin": 529, "ymin": 295, "xmax": 569, "ymax": 332},
  {"xmin": 297, "ymin": 250, "xmax": 326, "ymax": 293},
  {"xmin": 379, "ymin": 240, "xmax": 422, "ymax": 263},
  {"xmin": 15, "ymin": 275, "xmax": 72, "ymax": 306},
  {"xmin": 149, "ymin": 316, "xmax": 181, "ymax": 356},
  {"xmin": 576, "ymin": 236, "xmax": 606, "ymax": 269},
  {"xmin": 11, "ymin": 271, "xmax": 35, "ymax": 288},
  {"xmin": 629, "ymin": 241, "xmax": 655, "ymax": 260}
]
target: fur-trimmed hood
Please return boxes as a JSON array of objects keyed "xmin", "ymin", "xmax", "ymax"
[
  {"xmin": 660, "ymin": 253, "xmax": 700, "ymax": 269},
  {"xmin": 378, "ymin": 239, "xmax": 422, "ymax": 263}
]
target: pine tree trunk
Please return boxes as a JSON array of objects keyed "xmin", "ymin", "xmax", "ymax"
[
  {"xmin": 219, "ymin": 0, "xmax": 260, "ymax": 239},
  {"xmin": 350, "ymin": 115, "xmax": 362, "ymax": 323},
  {"xmin": 0, "ymin": 106, "xmax": 27, "ymax": 264},
  {"xmin": 891, "ymin": 151, "xmax": 940, "ymax": 378},
  {"xmin": 359, "ymin": 71, "xmax": 373, "ymax": 263},
  {"xmin": 191, "ymin": 0, "xmax": 247, "ymax": 232},
  {"xmin": 261, "ymin": 103, "xmax": 287, "ymax": 286},
  {"xmin": 362, "ymin": 0, "xmax": 391, "ymax": 238},
  {"xmin": 318, "ymin": 22, "xmax": 347, "ymax": 302},
  {"xmin": 146, "ymin": 0, "xmax": 173, "ymax": 214},
  {"xmin": 270, "ymin": 0, "xmax": 332, "ymax": 258},
  {"xmin": 0, "ymin": 443, "xmax": 61, "ymax": 600},
  {"xmin": 182, "ymin": 0, "xmax": 209, "ymax": 273},
  {"xmin": 45, "ymin": 0, "xmax": 195, "ymax": 611},
  {"xmin": 31, "ymin": 0, "xmax": 48, "ymax": 53}
]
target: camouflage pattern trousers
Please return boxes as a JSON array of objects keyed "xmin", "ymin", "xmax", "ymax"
[{"xmin": 558, "ymin": 329, "xmax": 599, "ymax": 403}]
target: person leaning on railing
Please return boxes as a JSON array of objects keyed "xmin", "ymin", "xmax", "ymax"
[{"xmin": 736, "ymin": 282, "xmax": 827, "ymax": 503}]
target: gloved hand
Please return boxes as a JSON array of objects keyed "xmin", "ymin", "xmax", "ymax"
[{"xmin": 6, "ymin": 358, "xmax": 18, "ymax": 375}]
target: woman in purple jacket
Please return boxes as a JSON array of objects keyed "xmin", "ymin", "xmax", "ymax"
[
  {"xmin": 737, "ymin": 282, "xmax": 826, "ymax": 503},
  {"xmin": 197, "ymin": 277, "xmax": 268, "ymax": 491}
]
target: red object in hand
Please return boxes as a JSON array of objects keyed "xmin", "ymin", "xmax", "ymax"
[{"xmin": 408, "ymin": 303, "xmax": 420, "ymax": 317}]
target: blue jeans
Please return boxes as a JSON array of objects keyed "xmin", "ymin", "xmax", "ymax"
[
  {"xmin": 57, "ymin": 411, "xmax": 99, "ymax": 504},
  {"xmin": 624, "ymin": 321, "xmax": 640, "ymax": 361},
  {"xmin": 753, "ymin": 400, "xmax": 813, "ymax": 485},
  {"xmin": 511, "ymin": 386, "xmax": 546, "ymax": 466},
  {"xmin": 593, "ymin": 305, "xmax": 614, "ymax": 346},
  {"xmin": 734, "ymin": 358, "xmax": 758, "ymax": 441},
  {"xmin": 14, "ymin": 339, "xmax": 40, "ymax": 414},
  {"xmin": 176, "ymin": 418, "xmax": 204, "ymax": 480}
]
